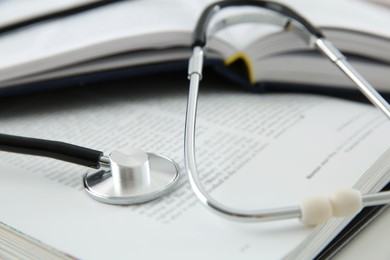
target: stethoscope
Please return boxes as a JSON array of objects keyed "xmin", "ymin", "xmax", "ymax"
[{"xmin": 1, "ymin": 0, "xmax": 390, "ymax": 226}]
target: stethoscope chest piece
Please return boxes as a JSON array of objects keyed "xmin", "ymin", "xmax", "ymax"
[{"xmin": 83, "ymin": 147, "xmax": 180, "ymax": 205}]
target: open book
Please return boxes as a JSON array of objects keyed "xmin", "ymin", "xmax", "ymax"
[
  {"xmin": 0, "ymin": 72, "xmax": 389, "ymax": 258},
  {"xmin": 0, "ymin": 0, "xmax": 389, "ymax": 93}
]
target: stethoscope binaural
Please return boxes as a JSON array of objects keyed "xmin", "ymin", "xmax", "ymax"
[
  {"xmin": 1, "ymin": 0, "xmax": 390, "ymax": 226},
  {"xmin": 185, "ymin": 0, "xmax": 390, "ymax": 226}
]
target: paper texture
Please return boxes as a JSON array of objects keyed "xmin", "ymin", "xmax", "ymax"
[
  {"xmin": 0, "ymin": 78, "xmax": 389, "ymax": 259},
  {"xmin": 1, "ymin": 0, "xmax": 389, "ymax": 86},
  {"xmin": 334, "ymin": 207, "xmax": 390, "ymax": 259},
  {"xmin": 0, "ymin": 0, "xmax": 97, "ymax": 27}
]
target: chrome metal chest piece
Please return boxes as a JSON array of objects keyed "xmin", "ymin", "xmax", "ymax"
[
  {"xmin": 1, "ymin": 0, "xmax": 390, "ymax": 227},
  {"xmin": 83, "ymin": 147, "xmax": 180, "ymax": 205}
]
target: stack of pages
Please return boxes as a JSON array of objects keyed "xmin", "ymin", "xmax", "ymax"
[
  {"xmin": 0, "ymin": 0, "xmax": 389, "ymax": 92},
  {"xmin": 0, "ymin": 73, "xmax": 390, "ymax": 259},
  {"xmin": 0, "ymin": 0, "xmax": 390, "ymax": 259}
]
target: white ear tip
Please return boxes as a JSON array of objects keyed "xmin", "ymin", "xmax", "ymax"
[
  {"xmin": 300, "ymin": 195, "xmax": 332, "ymax": 226},
  {"xmin": 330, "ymin": 188, "xmax": 362, "ymax": 217},
  {"xmin": 300, "ymin": 189, "xmax": 363, "ymax": 226}
]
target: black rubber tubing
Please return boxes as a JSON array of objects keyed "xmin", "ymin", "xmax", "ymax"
[
  {"xmin": 0, "ymin": 133, "xmax": 103, "ymax": 168},
  {"xmin": 192, "ymin": 0, "xmax": 324, "ymax": 47}
]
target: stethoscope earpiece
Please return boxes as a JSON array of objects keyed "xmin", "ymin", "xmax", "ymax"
[
  {"xmin": 184, "ymin": 0, "xmax": 390, "ymax": 225},
  {"xmin": 83, "ymin": 147, "xmax": 180, "ymax": 205},
  {"xmin": 1, "ymin": 0, "xmax": 390, "ymax": 227}
]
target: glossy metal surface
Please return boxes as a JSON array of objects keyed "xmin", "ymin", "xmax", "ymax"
[
  {"xmin": 363, "ymin": 191, "xmax": 390, "ymax": 207},
  {"xmin": 201, "ymin": 5, "xmax": 390, "ymax": 120},
  {"xmin": 84, "ymin": 151, "xmax": 180, "ymax": 205},
  {"xmin": 316, "ymin": 38, "xmax": 390, "ymax": 119},
  {"xmin": 185, "ymin": 35, "xmax": 390, "ymax": 223},
  {"xmin": 185, "ymin": 62, "xmax": 390, "ymax": 221},
  {"xmin": 185, "ymin": 47, "xmax": 302, "ymax": 222}
]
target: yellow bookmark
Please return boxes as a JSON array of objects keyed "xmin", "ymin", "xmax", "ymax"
[{"xmin": 224, "ymin": 52, "xmax": 255, "ymax": 84}]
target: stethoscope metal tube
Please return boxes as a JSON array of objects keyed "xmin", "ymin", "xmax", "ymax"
[
  {"xmin": 186, "ymin": 51, "xmax": 302, "ymax": 222},
  {"xmin": 315, "ymin": 38, "xmax": 390, "ymax": 119},
  {"xmin": 0, "ymin": 0, "xmax": 390, "ymax": 227},
  {"xmin": 184, "ymin": 0, "xmax": 390, "ymax": 225},
  {"xmin": 193, "ymin": 0, "xmax": 390, "ymax": 120},
  {"xmin": 186, "ymin": 45, "xmax": 390, "ymax": 225}
]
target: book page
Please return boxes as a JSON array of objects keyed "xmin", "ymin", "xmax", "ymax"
[
  {"xmin": 215, "ymin": 0, "xmax": 390, "ymax": 61},
  {"xmin": 0, "ymin": 0, "xmax": 212, "ymax": 82},
  {"xmin": 0, "ymin": 75, "xmax": 389, "ymax": 259},
  {"xmin": 277, "ymin": 0, "xmax": 390, "ymax": 38},
  {"xmin": 365, "ymin": 0, "xmax": 390, "ymax": 8},
  {"xmin": 333, "ymin": 207, "xmax": 390, "ymax": 259},
  {"xmin": 0, "ymin": 0, "xmax": 98, "ymax": 28},
  {"xmin": 2, "ymin": 0, "xmax": 389, "ymax": 86}
]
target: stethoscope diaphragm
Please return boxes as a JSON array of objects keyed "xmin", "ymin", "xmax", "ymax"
[{"xmin": 83, "ymin": 147, "xmax": 180, "ymax": 205}]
